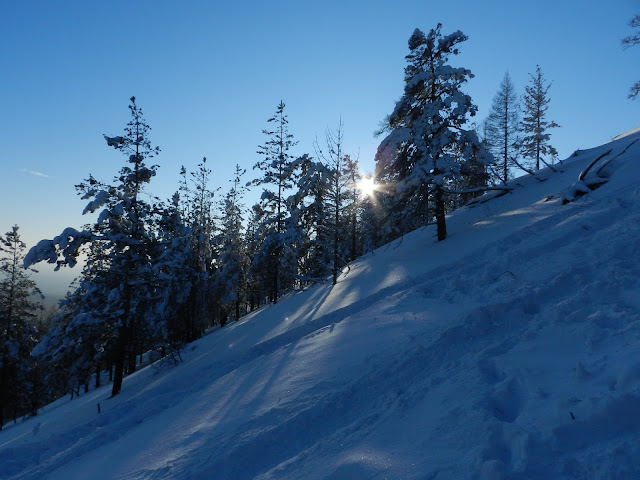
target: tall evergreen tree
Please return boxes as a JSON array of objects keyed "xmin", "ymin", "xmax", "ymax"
[
  {"xmin": 0, "ymin": 226, "xmax": 42, "ymax": 429},
  {"xmin": 25, "ymin": 97, "xmax": 160, "ymax": 397},
  {"xmin": 376, "ymin": 25, "xmax": 488, "ymax": 241},
  {"xmin": 251, "ymin": 101, "xmax": 300, "ymax": 303},
  {"xmin": 484, "ymin": 72, "xmax": 520, "ymax": 184},
  {"xmin": 520, "ymin": 66, "xmax": 560, "ymax": 171}
]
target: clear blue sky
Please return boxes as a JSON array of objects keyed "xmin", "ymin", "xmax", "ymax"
[{"xmin": 1, "ymin": 0, "xmax": 637, "ymax": 298}]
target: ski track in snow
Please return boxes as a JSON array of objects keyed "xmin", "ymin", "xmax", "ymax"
[{"xmin": 2, "ymin": 133, "xmax": 640, "ymax": 479}]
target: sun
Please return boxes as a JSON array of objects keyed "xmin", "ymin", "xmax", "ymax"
[{"xmin": 357, "ymin": 176, "xmax": 377, "ymax": 198}]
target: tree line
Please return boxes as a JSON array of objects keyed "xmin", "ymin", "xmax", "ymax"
[{"xmin": 1, "ymin": 23, "xmax": 562, "ymax": 428}]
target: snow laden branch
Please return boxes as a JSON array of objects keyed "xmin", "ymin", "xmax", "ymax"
[{"xmin": 24, "ymin": 227, "xmax": 93, "ymax": 270}]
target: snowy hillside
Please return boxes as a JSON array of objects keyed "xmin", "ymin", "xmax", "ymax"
[{"xmin": 2, "ymin": 132, "xmax": 640, "ymax": 479}]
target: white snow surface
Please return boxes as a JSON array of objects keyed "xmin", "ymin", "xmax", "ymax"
[{"xmin": 2, "ymin": 133, "xmax": 640, "ymax": 479}]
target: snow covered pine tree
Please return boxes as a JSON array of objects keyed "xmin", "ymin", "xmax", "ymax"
[
  {"xmin": 25, "ymin": 97, "xmax": 160, "ymax": 397},
  {"xmin": 375, "ymin": 25, "xmax": 488, "ymax": 241},
  {"xmin": 0, "ymin": 226, "xmax": 42, "ymax": 429},
  {"xmin": 251, "ymin": 101, "xmax": 300, "ymax": 303},
  {"xmin": 216, "ymin": 165, "xmax": 250, "ymax": 322}
]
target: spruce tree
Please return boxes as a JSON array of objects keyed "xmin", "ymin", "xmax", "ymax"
[{"xmin": 520, "ymin": 66, "xmax": 560, "ymax": 171}]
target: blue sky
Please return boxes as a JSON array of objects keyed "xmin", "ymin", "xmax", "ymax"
[{"xmin": 1, "ymin": 0, "xmax": 638, "ymax": 298}]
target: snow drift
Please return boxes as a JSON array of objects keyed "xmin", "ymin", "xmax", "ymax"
[{"xmin": 1, "ymin": 132, "xmax": 640, "ymax": 479}]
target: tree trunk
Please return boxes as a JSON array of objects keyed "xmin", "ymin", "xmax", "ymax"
[
  {"xmin": 111, "ymin": 320, "xmax": 129, "ymax": 397},
  {"xmin": 127, "ymin": 322, "xmax": 137, "ymax": 375},
  {"xmin": 435, "ymin": 186, "xmax": 447, "ymax": 242},
  {"xmin": 333, "ymin": 190, "xmax": 340, "ymax": 285},
  {"xmin": 350, "ymin": 206, "xmax": 357, "ymax": 262},
  {"xmin": 503, "ymin": 104, "xmax": 509, "ymax": 184},
  {"xmin": 273, "ymin": 260, "xmax": 279, "ymax": 304},
  {"xmin": 0, "ymin": 363, "xmax": 6, "ymax": 430}
]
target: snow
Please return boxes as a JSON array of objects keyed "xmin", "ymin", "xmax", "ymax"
[
  {"xmin": 610, "ymin": 126, "xmax": 640, "ymax": 142},
  {"xmin": 3, "ymin": 132, "xmax": 640, "ymax": 479}
]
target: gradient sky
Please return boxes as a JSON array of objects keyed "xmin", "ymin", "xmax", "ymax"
[{"xmin": 1, "ymin": 0, "xmax": 638, "ymax": 298}]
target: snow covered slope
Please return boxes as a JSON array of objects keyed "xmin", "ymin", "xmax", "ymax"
[{"xmin": 2, "ymin": 133, "xmax": 640, "ymax": 479}]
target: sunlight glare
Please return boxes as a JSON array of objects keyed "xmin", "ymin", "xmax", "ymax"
[{"xmin": 358, "ymin": 176, "xmax": 376, "ymax": 197}]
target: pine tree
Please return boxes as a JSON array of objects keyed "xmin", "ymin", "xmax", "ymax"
[
  {"xmin": 245, "ymin": 203, "xmax": 269, "ymax": 309},
  {"xmin": 153, "ymin": 192, "xmax": 197, "ymax": 351},
  {"xmin": 484, "ymin": 72, "xmax": 520, "ymax": 184},
  {"xmin": 33, "ymin": 246, "xmax": 116, "ymax": 401},
  {"xmin": 291, "ymin": 155, "xmax": 332, "ymax": 284},
  {"xmin": 186, "ymin": 158, "xmax": 217, "ymax": 338},
  {"xmin": 251, "ymin": 101, "xmax": 300, "ymax": 303},
  {"xmin": 217, "ymin": 165, "xmax": 250, "ymax": 322},
  {"xmin": 520, "ymin": 66, "xmax": 560, "ymax": 171},
  {"xmin": 0, "ymin": 226, "xmax": 42, "ymax": 429},
  {"xmin": 359, "ymin": 193, "xmax": 386, "ymax": 254},
  {"xmin": 25, "ymin": 97, "xmax": 161, "ymax": 397},
  {"xmin": 376, "ymin": 25, "xmax": 487, "ymax": 241},
  {"xmin": 342, "ymin": 154, "xmax": 362, "ymax": 262},
  {"xmin": 314, "ymin": 120, "xmax": 353, "ymax": 284},
  {"xmin": 456, "ymin": 137, "xmax": 490, "ymax": 205}
]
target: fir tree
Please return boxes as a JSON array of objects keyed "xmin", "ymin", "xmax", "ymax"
[{"xmin": 520, "ymin": 66, "xmax": 560, "ymax": 171}]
